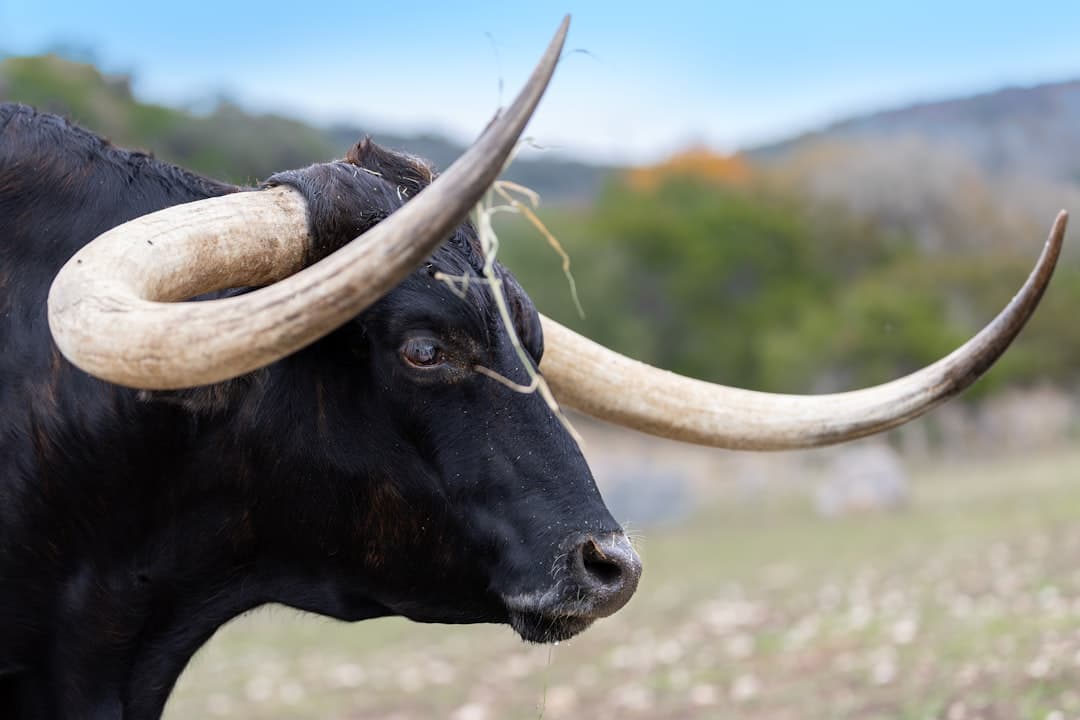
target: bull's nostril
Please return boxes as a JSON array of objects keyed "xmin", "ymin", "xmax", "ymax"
[
  {"xmin": 562, "ymin": 532, "xmax": 642, "ymax": 619},
  {"xmin": 581, "ymin": 538, "xmax": 622, "ymax": 587}
]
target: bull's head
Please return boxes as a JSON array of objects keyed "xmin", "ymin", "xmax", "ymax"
[{"xmin": 44, "ymin": 17, "xmax": 1066, "ymax": 643}]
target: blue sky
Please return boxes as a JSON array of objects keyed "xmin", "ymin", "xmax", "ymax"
[{"xmin": 4, "ymin": 1, "xmax": 1080, "ymax": 163}]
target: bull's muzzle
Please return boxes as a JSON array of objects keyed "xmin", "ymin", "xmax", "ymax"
[
  {"xmin": 503, "ymin": 530, "xmax": 642, "ymax": 643},
  {"xmin": 567, "ymin": 532, "xmax": 642, "ymax": 619}
]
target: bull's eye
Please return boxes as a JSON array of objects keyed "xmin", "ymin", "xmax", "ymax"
[{"xmin": 401, "ymin": 337, "xmax": 445, "ymax": 368}]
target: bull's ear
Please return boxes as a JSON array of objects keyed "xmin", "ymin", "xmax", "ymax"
[
  {"xmin": 500, "ymin": 267, "xmax": 544, "ymax": 364},
  {"xmin": 345, "ymin": 137, "xmax": 435, "ymax": 193}
]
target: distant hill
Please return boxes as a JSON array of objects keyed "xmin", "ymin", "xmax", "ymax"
[
  {"xmin": 748, "ymin": 81, "xmax": 1080, "ymax": 255},
  {"xmin": 754, "ymin": 80, "xmax": 1080, "ymax": 183},
  {"xmin": 0, "ymin": 54, "xmax": 612, "ymax": 203}
]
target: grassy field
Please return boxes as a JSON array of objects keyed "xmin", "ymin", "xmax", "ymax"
[{"xmin": 165, "ymin": 444, "xmax": 1080, "ymax": 719}]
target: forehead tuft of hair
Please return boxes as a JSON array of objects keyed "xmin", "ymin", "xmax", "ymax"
[
  {"xmin": 345, "ymin": 137, "xmax": 434, "ymax": 195},
  {"xmin": 344, "ymin": 138, "xmax": 486, "ymax": 275}
]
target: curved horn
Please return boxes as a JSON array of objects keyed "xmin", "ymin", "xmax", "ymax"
[
  {"xmin": 48, "ymin": 17, "xmax": 571, "ymax": 390},
  {"xmin": 540, "ymin": 211, "xmax": 1067, "ymax": 450}
]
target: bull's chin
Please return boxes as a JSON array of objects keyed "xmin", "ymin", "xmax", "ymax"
[{"xmin": 507, "ymin": 609, "xmax": 596, "ymax": 643}]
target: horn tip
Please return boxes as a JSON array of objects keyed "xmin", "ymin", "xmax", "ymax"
[
  {"xmin": 1048, "ymin": 209, "xmax": 1069, "ymax": 251},
  {"xmin": 550, "ymin": 15, "xmax": 571, "ymax": 53}
]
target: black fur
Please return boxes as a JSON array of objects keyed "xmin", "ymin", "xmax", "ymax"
[{"xmin": 0, "ymin": 104, "xmax": 622, "ymax": 718}]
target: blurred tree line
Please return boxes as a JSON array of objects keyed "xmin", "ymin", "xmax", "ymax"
[{"xmin": 4, "ymin": 54, "xmax": 1079, "ymax": 398}]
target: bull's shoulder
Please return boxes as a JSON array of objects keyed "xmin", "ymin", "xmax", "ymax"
[
  {"xmin": 0, "ymin": 102, "xmax": 146, "ymax": 187},
  {"xmin": 0, "ymin": 104, "xmax": 239, "ymax": 438}
]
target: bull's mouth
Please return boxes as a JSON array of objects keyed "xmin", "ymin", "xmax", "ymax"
[
  {"xmin": 502, "ymin": 590, "xmax": 617, "ymax": 644},
  {"xmin": 507, "ymin": 607, "xmax": 596, "ymax": 643}
]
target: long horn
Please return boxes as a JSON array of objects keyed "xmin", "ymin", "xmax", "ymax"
[
  {"xmin": 48, "ymin": 17, "xmax": 571, "ymax": 390},
  {"xmin": 540, "ymin": 211, "xmax": 1067, "ymax": 450}
]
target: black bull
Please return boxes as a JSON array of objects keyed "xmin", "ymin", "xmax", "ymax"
[{"xmin": 0, "ymin": 103, "xmax": 641, "ymax": 718}]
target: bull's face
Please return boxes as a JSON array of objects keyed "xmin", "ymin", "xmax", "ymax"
[
  {"xmin": 200, "ymin": 138, "xmax": 637, "ymax": 641},
  {"xmin": 276, "ymin": 225, "xmax": 640, "ymax": 642}
]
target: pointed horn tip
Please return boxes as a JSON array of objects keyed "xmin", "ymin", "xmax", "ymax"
[
  {"xmin": 1039, "ymin": 209, "xmax": 1068, "ymax": 265},
  {"xmin": 1053, "ymin": 209, "xmax": 1069, "ymax": 238},
  {"xmin": 547, "ymin": 14, "xmax": 572, "ymax": 67}
]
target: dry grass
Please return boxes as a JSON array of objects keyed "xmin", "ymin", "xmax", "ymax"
[{"xmin": 435, "ymin": 178, "xmax": 584, "ymax": 444}]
